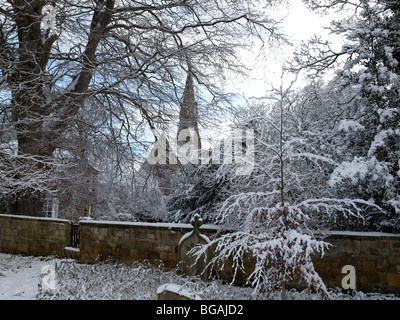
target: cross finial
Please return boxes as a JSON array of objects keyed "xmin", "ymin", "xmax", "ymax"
[{"xmin": 190, "ymin": 214, "xmax": 203, "ymax": 231}]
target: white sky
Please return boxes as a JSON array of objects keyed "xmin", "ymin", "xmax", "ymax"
[
  {"xmin": 198, "ymin": 0, "xmax": 346, "ymax": 144},
  {"xmin": 227, "ymin": 0, "xmax": 343, "ymax": 99},
  {"xmin": 284, "ymin": 0, "xmax": 331, "ymax": 45}
]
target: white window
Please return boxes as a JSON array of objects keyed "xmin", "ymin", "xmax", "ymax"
[{"xmin": 42, "ymin": 197, "xmax": 59, "ymax": 218}]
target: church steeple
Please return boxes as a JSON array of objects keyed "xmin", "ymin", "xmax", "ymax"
[
  {"xmin": 178, "ymin": 69, "xmax": 201, "ymax": 149},
  {"xmin": 140, "ymin": 68, "xmax": 202, "ymax": 196}
]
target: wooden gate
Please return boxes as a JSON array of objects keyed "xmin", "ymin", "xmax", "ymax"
[{"xmin": 70, "ymin": 222, "xmax": 80, "ymax": 248}]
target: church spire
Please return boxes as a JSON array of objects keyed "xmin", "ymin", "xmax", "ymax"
[{"xmin": 178, "ymin": 69, "xmax": 201, "ymax": 149}]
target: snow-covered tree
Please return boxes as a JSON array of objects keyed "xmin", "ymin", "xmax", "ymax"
[
  {"xmin": 0, "ymin": 0, "xmax": 286, "ymax": 216},
  {"xmin": 192, "ymin": 75, "xmax": 383, "ymax": 299},
  {"xmin": 295, "ymin": 0, "xmax": 400, "ymax": 231}
]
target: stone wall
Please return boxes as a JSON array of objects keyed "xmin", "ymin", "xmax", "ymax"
[
  {"xmin": 0, "ymin": 214, "xmax": 400, "ymax": 295},
  {"xmin": 78, "ymin": 220, "xmax": 400, "ymax": 294},
  {"xmin": 0, "ymin": 214, "xmax": 70, "ymax": 257},
  {"xmin": 78, "ymin": 220, "xmax": 218, "ymax": 269},
  {"xmin": 314, "ymin": 231, "xmax": 400, "ymax": 295}
]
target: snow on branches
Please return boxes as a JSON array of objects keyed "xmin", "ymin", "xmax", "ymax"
[
  {"xmin": 195, "ymin": 201, "xmax": 331, "ymax": 300},
  {"xmin": 190, "ymin": 75, "xmax": 384, "ymax": 299}
]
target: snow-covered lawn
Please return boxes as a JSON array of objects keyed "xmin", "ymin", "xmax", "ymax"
[
  {"xmin": 0, "ymin": 253, "xmax": 399, "ymax": 300},
  {"xmin": 0, "ymin": 253, "xmax": 62, "ymax": 299}
]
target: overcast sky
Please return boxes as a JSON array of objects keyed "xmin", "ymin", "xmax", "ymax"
[
  {"xmin": 197, "ymin": 0, "xmax": 346, "ymax": 142},
  {"xmin": 227, "ymin": 0, "xmax": 342, "ymax": 99}
]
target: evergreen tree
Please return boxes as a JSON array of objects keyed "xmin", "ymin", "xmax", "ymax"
[{"xmin": 297, "ymin": 0, "xmax": 400, "ymax": 231}]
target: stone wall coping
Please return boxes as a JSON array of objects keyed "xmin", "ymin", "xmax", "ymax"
[
  {"xmin": 323, "ymin": 230, "xmax": 400, "ymax": 240},
  {"xmin": 79, "ymin": 219, "xmax": 400, "ymax": 240},
  {"xmin": 2, "ymin": 213, "xmax": 399, "ymax": 240},
  {"xmin": 0, "ymin": 213, "xmax": 70, "ymax": 224},
  {"xmin": 79, "ymin": 219, "xmax": 221, "ymax": 233}
]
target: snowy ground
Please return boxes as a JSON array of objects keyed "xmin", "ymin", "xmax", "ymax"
[
  {"xmin": 0, "ymin": 253, "xmax": 399, "ymax": 300},
  {"xmin": 0, "ymin": 253, "xmax": 63, "ymax": 299}
]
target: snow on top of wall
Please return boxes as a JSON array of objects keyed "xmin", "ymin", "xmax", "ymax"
[
  {"xmin": 326, "ymin": 230, "xmax": 400, "ymax": 238},
  {"xmin": 2, "ymin": 213, "xmax": 398, "ymax": 238},
  {"xmin": 0, "ymin": 214, "xmax": 69, "ymax": 224},
  {"xmin": 79, "ymin": 219, "xmax": 221, "ymax": 231},
  {"xmin": 79, "ymin": 219, "xmax": 400, "ymax": 238}
]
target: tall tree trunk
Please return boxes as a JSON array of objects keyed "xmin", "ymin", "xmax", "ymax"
[
  {"xmin": 6, "ymin": 0, "xmax": 115, "ymax": 216},
  {"xmin": 5, "ymin": 1, "xmax": 50, "ymax": 216},
  {"xmin": 9, "ymin": 91, "xmax": 49, "ymax": 216}
]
